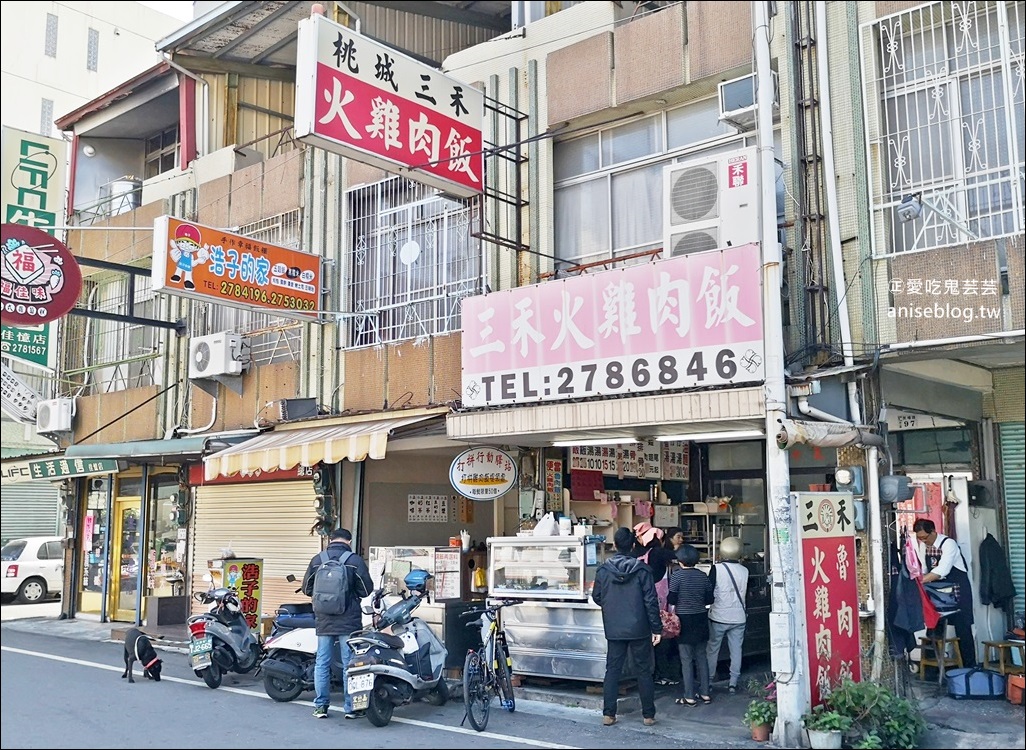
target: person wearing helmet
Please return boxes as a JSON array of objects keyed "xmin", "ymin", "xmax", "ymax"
[{"xmin": 705, "ymin": 536, "xmax": 749, "ymax": 694}]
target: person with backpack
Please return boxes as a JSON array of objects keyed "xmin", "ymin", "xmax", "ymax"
[{"xmin": 301, "ymin": 527, "xmax": 373, "ymax": 719}]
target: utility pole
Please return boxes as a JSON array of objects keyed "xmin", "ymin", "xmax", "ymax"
[{"xmin": 754, "ymin": 2, "xmax": 806, "ymax": 746}]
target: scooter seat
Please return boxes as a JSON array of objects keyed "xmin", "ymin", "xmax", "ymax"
[{"xmin": 352, "ymin": 630, "xmax": 405, "ymax": 650}]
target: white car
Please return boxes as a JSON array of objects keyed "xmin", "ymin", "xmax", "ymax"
[{"xmin": 1, "ymin": 536, "xmax": 64, "ymax": 604}]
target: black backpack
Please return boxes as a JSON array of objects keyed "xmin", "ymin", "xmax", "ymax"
[{"xmin": 311, "ymin": 550, "xmax": 353, "ymax": 616}]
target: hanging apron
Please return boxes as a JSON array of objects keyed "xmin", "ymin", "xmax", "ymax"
[{"xmin": 925, "ymin": 538, "xmax": 974, "ymax": 625}]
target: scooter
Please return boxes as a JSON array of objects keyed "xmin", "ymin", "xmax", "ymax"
[
  {"xmin": 345, "ymin": 569, "xmax": 449, "ymax": 727},
  {"xmin": 260, "ymin": 574, "xmax": 346, "ymax": 702},
  {"xmin": 187, "ymin": 576, "xmax": 263, "ymax": 689}
]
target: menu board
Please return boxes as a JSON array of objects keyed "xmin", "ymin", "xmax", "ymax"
[
  {"xmin": 434, "ymin": 547, "xmax": 462, "ymax": 600},
  {"xmin": 408, "ymin": 493, "xmax": 449, "ymax": 522},
  {"xmin": 570, "ymin": 441, "xmax": 689, "ymax": 480}
]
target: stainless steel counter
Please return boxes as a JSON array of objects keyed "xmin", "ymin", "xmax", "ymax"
[{"xmin": 502, "ymin": 598, "xmax": 642, "ymax": 683}]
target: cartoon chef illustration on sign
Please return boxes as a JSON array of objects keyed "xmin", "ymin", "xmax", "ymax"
[{"xmin": 168, "ymin": 222, "xmax": 209, "ymax": 290}]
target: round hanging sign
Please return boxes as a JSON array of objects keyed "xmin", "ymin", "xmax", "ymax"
[
  {"xmin": 1, "ymin": 224, "xmax": 83, "ymax": 325},
  {"xmin": 449, "ymin": 446, "xmax": 518, "ymax": 501}
]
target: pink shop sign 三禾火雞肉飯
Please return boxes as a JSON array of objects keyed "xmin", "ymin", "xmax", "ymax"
[{"xmin": 460, "ymin": 243, "xmax": 765, "ymax": 407}]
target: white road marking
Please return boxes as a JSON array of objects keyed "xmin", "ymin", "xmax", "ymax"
[{"xmin": 1, "ymin": 645, "xmax": 578, "ymax": 748}]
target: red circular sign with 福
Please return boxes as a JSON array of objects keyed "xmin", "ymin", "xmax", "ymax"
[{"xmin": 1, "ymin": 224, "xmax": 83, "ymax": 325}]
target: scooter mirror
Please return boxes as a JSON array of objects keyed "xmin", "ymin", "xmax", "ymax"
[{"xmin": 286, "ymin": 574, "xmax": 297, "ymax": 583}]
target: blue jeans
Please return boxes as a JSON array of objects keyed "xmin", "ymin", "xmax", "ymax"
[{"xmin": 314, "ymin": 634, "xmax": 353, "ymax": 712}]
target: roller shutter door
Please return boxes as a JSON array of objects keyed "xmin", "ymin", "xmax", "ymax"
[
  {"xmin": 1, "ymin": 483, "xmax": 59, "ymax": 544},
  {"xmin": 190, "ymin": 481, "xmax": 322, "ymax": 618},
  {"xmin": 999, "ymin": 423, "xmax": 1024, "ymax": 618}
]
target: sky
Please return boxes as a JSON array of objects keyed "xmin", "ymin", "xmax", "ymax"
[{"xmin": 138, "ymin": 1, "xmax": 196, "ymax": 23}]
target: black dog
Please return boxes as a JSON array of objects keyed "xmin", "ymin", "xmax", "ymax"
[{"xmin": 122, "ymin": 628, "xmax": 162, "ymax": 683}]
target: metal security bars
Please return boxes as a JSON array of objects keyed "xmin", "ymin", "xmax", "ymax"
[
  {"xmin": 861, "ymin": 0, "xmax": 1025, "ymax": 256},
  {"xmin": 64, "ymin": 273, "xmax": 163, "ymax": 396},
  {"xmin": 344, "ymin": 176, "xmax": 481, "ymax": 349},
  {"xmin": 188, "ymin": 209, "xmax": 304, "ymax": 365}
]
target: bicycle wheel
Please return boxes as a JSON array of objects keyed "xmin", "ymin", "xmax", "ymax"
[
  {"xmin": 495, "ymin": 638, "xmax": 515, "ymax": 713},
  {"xmin": 463, "ymin": 650, "xmax": 491, "ymax": 732}
]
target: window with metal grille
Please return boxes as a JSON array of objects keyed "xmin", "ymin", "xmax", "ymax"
[
  {"xmin": 75, "ymin": 275, "xmax": 163, "ymax": 395},
  {"xmin": 40, "ymin": 99, "xmax": 54, "ymax": 137},
  {"xmin": 344, "ymin": 177, "xmax": 481, "ymax": 349},
  {"xmin": 45, "ymin": 13, "xmax": 58, "ymax": 57},
  {"xmin": 860, "ymin": 1, "xmax": 1025, "ymax": 255},
  {"xmin": 144, "ymin": 126, "xmax": 178, "ymax": 179},
  {"xmin": 188, "ymin": 210, "xmax": 305, "ymax": 366},
  {"xmin": 553, "ymin": 98, "xmax": 748, "ymax": 268},
  {"xmin": 86, "ymin": 27, "xmax": 99, "ymax": 71}
]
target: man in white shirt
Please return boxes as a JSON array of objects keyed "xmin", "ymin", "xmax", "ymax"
[{"xmin": 914, "ymin": 518, "xmax": 977, "ymax": 667}]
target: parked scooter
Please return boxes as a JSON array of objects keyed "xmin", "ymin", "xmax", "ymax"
[
  {"xmin": 260, "ymin": 574, "xmax": 346, "ymax": 702},
  {"xmin": 345, "ymin": 569, "xmax": 449, "ymax": 727},
  {"xmin": 187, "ymin": 576, "xmax": 263, "ymax": 689}
]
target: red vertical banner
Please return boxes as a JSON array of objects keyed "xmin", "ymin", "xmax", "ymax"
[
  {"xmin": 797, "ymin": 491, "xmax": 862, "ymax": 705},
  {"xmin": 209, "ymin": 557, "xmax": 264, "ymax": 635}
]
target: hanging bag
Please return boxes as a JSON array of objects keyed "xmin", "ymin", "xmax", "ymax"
[
  {"xmin": 660, "ymin": 606, "xmax": 681, "ymax": 639},
  {"xmin": 923, "ymin": 580, "xmax": 959, "ymax": 610}
]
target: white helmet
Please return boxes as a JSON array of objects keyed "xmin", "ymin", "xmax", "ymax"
[{"xmin": 719, "ymin": 536, "xmax": 743, "ymax": 561}]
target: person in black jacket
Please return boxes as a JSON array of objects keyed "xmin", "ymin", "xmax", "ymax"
[
  {"xmin": 301, "ymin": 528, "xmax": 373, "ymax": 719},
  {"xmin": 592, "ymin": 526, "xmax": 662, "ymax": 727}
]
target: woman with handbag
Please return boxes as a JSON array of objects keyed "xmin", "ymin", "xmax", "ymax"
[
  {"xmin": 652, "ymin": 527, "xmax": 684, "ymax": 685},
  {"xmin": 667, "ymin": 544, "xmax": 715, "ymax": 706}
]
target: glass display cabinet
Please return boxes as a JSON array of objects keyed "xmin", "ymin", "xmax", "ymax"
[{"xmin": 487, "ymin": 535, "xmax": 604, "ymax": 600}]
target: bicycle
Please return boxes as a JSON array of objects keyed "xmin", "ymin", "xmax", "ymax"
[{"xmin": 460, "ymin": 599, "xmax": 520, "ymax": 732}]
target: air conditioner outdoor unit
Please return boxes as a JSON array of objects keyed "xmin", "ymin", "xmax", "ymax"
[
  {"xmin": 188, "ymin": 332, "xmax": 249, "ymax": 379},
  {"xmin": 718, "ymin": 71, "xmax": 779, "ymax": 131},
  {"xmin": 663, "ymin": 146, "xmax": 760, "ymax": 258},
  {"xmin": 36, "ymin": 398, "xmax": 74, "ymax": 433}
]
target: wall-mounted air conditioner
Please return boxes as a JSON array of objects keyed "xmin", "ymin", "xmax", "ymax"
[
  {"xmin": 36, "ymin": 398, "xmax": 74, "ymax": 433},
  {"xmin": 663, "ymin": 147, "xmax": 760, "ymax": 258},
  {"xmin": 188, "ymin": 332, "xmax": 249, "ymax": 379},
  {"xmin": 718, "ymin": 71, "xmax": 779, "ymax": 132}
]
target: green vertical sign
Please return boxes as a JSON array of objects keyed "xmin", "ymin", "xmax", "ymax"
[{"xmin": 1, "ymin": 323, "xmax": 50, "ymax": 368}]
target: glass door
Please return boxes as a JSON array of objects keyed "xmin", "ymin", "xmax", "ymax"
[{"xmin": 109, "ymin": 497, "xmax": 141, "ymax": 622}]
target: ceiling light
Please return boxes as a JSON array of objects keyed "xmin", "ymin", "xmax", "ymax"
[
  {"xmin": 551, "ymin": 438, "xmax": 640, "ymax": 448},
  {"xmin": 655, "ymin": 429, "xmax": 765, "ymax": 443},
  {"xmin": 82, "ymin": 144, "xmax": 96, "ymax": 157}
]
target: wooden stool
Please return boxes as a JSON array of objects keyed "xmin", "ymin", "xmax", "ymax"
[
  {"xmin": 918, "ymin": 635, "xmax": 963, "ymax": 680},
  {"xmin": 982, "ymin": 640, "xmax": 1025, "ymax": 676}
]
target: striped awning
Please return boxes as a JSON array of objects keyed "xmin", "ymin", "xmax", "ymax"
[{"xmin": 203, "ymin": 412, "xmax": 443, "ymax": 480}]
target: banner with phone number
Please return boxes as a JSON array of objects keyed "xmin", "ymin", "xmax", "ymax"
[{"xmin": 152, "ymin": 216, "xmax": 321, "ymax": 322}]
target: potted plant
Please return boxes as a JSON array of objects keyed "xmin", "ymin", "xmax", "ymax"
[
  {"xmin": 822, "ymin": 679, "xmax": 926, "ymax": 750},
  {"xmin": 802, "ymin": 705, "xmax": 853, "ymax": 749},
  {"xmin": 742, "ymin": 698, "xmax": 777, "ymax": 742}
]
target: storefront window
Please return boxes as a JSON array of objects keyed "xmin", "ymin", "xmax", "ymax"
[
  {"xmin": 79, "ymin": 478, "xmax": 111, "ymax": 613},
  {"xmin": 148, "ymin": 474, "xmax": 184, "ymax": 596}
]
